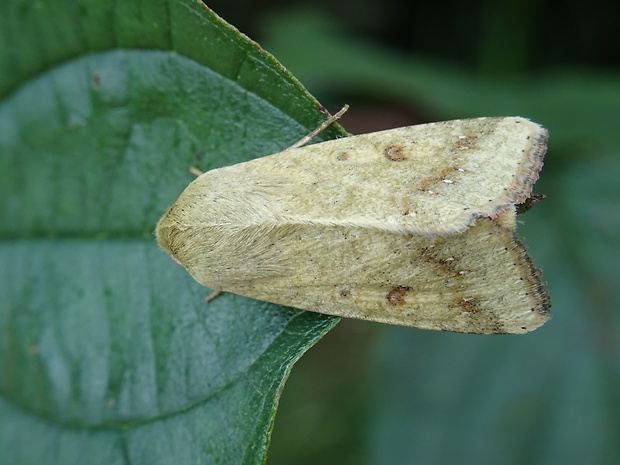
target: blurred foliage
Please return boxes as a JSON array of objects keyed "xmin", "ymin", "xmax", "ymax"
[{"xmin": 199, "ymin": 1, "xmax": 620, "ymax": 464}]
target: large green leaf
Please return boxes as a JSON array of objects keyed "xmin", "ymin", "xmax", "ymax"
[{"xmin": 0, "ymin": 1, "xmax": 345, "ymax": 463}]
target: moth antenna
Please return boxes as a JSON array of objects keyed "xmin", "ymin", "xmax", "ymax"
[{"xmin": 286, "ymin": 104, "xmax": 349, "ymax": 151}]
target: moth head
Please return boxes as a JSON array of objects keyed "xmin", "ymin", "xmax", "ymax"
[{"xmin": 155, "ymin": 207, "xmax": 191, "ymax": 268}]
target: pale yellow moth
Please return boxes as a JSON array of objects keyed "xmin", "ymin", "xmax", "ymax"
[{"xmin": 156, "ymin": 111, "xmax": 551, "ymax": 334}]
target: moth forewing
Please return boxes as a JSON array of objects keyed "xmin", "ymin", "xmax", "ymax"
[{"xmin": 156, "ymin": 116, "xmax": 551, "ymax": 334}]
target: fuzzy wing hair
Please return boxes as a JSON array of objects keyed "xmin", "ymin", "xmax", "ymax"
[{"xmin": 210, "ymin": 216, "xmax": 550, "ymax": 334}]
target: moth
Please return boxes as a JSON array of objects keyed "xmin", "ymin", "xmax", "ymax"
[{"xmin": 156, "ymin": 112, "xmax": 551, "ymax": 334}]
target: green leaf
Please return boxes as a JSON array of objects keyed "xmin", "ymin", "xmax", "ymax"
[{"xmin": 0, "ymin": 1, "xmax": 344, "ymax": 463}]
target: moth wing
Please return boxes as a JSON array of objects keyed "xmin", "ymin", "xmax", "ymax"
[
  {"xmin": 230, "ymin": 116, "xmax": 548, "ymax": 235},
  {"xmin": 220, "ymin": 214, "xmax": 550, "ymax": 334}
]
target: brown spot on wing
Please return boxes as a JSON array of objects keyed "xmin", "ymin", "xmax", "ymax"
[
  {"xmin": 419, "ymin": 240, "xmax": 472, "ymax": 278},
  {"xmin": 457, "ymin": 297, "xmax": 481, "ymax": 314},
  {"xmin": 386, "ymin": 286, "xmax": 412, "ymax": 306},
  {"xmin": 384, "ymin": 145, "xmax": 407, "ymax": 161},
  {"xmin": 453, "ymin": 142, "xmax": 479, "ymax": 151},
  {"xmin": 452, "ymin": 133, "xmax": 479, "ymax": 151},
  {"xmin": 419, "ymin": 165, "xmax": 462, "ymax": 192},
  {"xmin": 337, "ymin": 152, "xmax": 350, "ymax": 161}
]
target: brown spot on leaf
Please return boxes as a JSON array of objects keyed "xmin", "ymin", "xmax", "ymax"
[
  {"xmin": 384, "ymin": 145, "xmax": 407, "ymax": 161},
  {"xmin": 386, "ymin": 286, "xmax": 412, "ymax": 306},
  {"xmin": 91, "ymin": 73, "xmax": 101, "ymax": 89}
]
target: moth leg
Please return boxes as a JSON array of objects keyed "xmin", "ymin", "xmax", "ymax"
[
  {"xmin": 205, "ymin": 290, "xmax": 222, "ymax": 303},
  {"xmin": 517, "ymin": 194, "xmax": 546, "ymax": 215},
  {"xmin": 286, "ymin": 104, "xmax": 349, "ymax": 151},
  {"xmin": 190, "ymin": 166, "xmax": 204, "ymax": 177}
]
